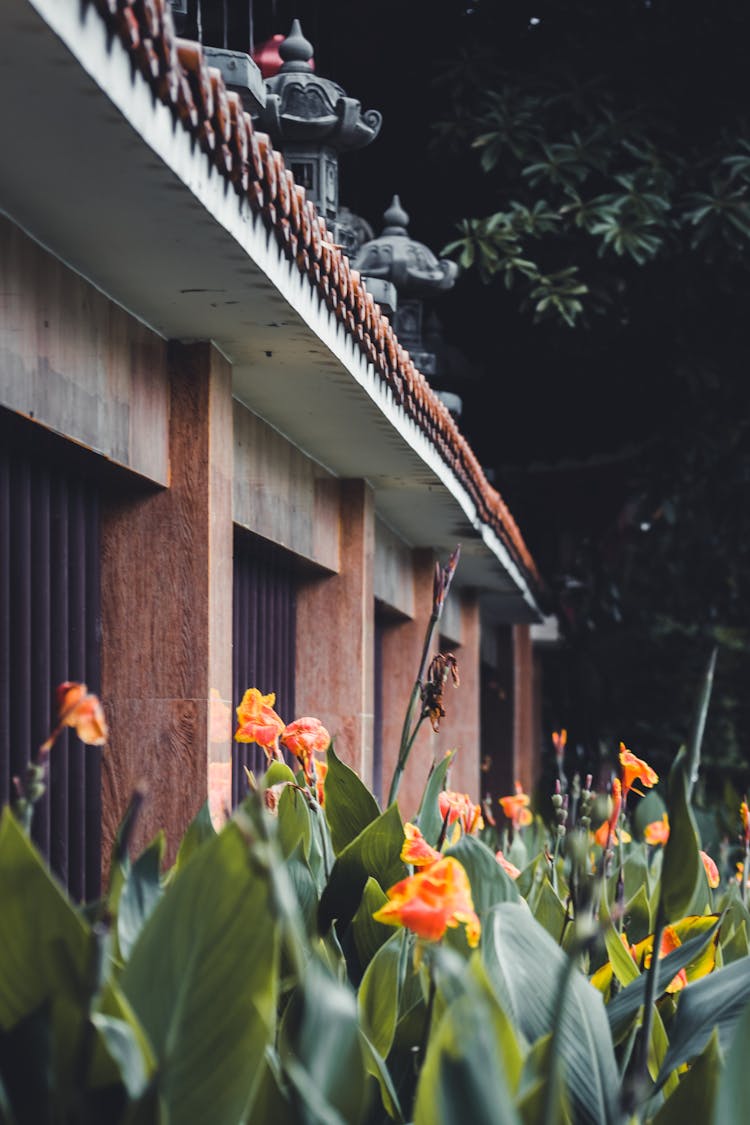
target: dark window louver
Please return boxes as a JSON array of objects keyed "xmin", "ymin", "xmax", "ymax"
[
  {"xmin": 232, "ymin": 529, "xmax": 297, "ymax": 806},
  {"xmin": 0, "ymin": 435, "xmax": 101, "ymax": 901}
]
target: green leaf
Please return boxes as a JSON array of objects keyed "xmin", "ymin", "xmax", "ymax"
[
  {"xmin": 117, "ymin": 833, "xmax": 164, "ymax": 960},
  {"xmin": 90, "ymin": 1013, "xmax": 150, "ymax": 1099},
  {"xmin": 527, "ymin": 876, "xmax": 567, "ymax": 942},
  {"xmin": 263, "ymin": 761, "xmax": 297, "ymax": 788},
  {"xmin": 414, "ymin": 750, "xmax": 455, "ymax": 846},
  {"xmin": 481, "ymin": 903, "xmax": 620, "ymax": 1125},
  {"xmin": 446, "ymin": 834, "xmax": 521, "ymax": 919},
  {"xmin": 358, "ymin": 931, "xmax": 401, "ymax": 1057},
  {"xmin": 318, "ymin": 803, "xmax": 406, "ymax": 935},
  {"xmin": 352, "ymin": 877, "xmax": 393, "ymax": 967},
  {"xmin": 359, "ymin": 1030, "xmax": 405, "ymax": 1122},
  {"xmin": 277, "ymin": 784, "xmax": 312, "ymax": 861},
  {"xmin": 653, "ymin": 1029, "xmax": 722, "ymax": 1124},
  {"xmin": 120, "ymin": 822, "xmax": 278, "ymax": 1125},
  {"xmin": 685, "ymin": 647, "xmax": 717, "ymax": 798},
  {"xmin": 713, "ymin": 995, "xmax": 750, "ymax": 1124},
  {"xmin": 606, "ymin": 920, "xmax": 720, "ymax": 1039},
  {"xmin": 413, "ymin": 977, "xmax": 522, "ymax": 1125},
  {"xmin": 657, "ymin": 955, "xmax": 750, "ymax": 1082},
  {"xmin": 661, "ymin": 750, "xmax": 703, "ymax": 923},
  {"xmin": 173, "ymin": 800, "xmax": 216, "ymax": 873},
  {"xmin": 279, "ymin": 960, "xmax": 369, "ymax": 1125},
  {"xmin": 324, "ymin": 740, "xmax": 380, "ymax": 855},
  {"xmin": 605, "ymin": 923, "xmax": 640, "ymax": 988}
]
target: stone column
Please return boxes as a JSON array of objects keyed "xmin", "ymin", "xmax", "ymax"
[
  {"xmin": 100, "ymin": 342, "xmax": 233, "ymax": 864},
  {"xmin": 295, "ymin": 479, "xmax": 374, "ymax": 781},
  {"xmin": 379, "ymin": 549, "xmax": 437, "ymax": 817}
]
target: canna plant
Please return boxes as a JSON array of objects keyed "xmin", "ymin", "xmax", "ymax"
[{"xmin": 1, "ymin": 594, "xmax": 750, "ymax": 1121}]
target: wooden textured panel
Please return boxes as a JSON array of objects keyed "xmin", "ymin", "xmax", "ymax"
[
  {"xmin": 0, "ymin": 216, "xmax": 169, "ymax": 485},
  {"xmin": 101, "ymin": 342, "xmax": 233, "ymax": 864}
]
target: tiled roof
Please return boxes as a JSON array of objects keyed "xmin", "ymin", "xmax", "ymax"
[{"xmin": 92, "ymin": 0, "xmax": 547, "ymax": 605}]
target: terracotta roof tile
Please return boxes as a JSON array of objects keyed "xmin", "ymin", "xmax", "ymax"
[{"xmin": 92, "ymin": 0, "xmax": 547, "ymax": 606}]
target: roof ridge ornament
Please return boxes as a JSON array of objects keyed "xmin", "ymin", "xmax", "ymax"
[
  {"xmin": 382, "ymin": 195, "xmax": 410, "ymax": 236},
  {"xmin": 278, "ymin": 19, "xmax": 314, "ymax": 72}
]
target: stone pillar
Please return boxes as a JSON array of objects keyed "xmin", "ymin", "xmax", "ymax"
[
  {"xmin": 513, "ymin": 623, "xmax": 536, "ymax": 795},
  {"xmin": 100, "ymin": 342, "xmax": 233, "ymax": 864},
  {"xmin": 295, "ymin": 479, "xmax": 374, "ymax": 781},
  {"xmin": 435, "ymin": 590, "xmax": 481, "ymax": 799},
  {"xmin": 380, "ymin": 549, "xmax": 436, "ymax": 817}
]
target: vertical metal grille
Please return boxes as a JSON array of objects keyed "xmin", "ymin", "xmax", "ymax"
[
  {"xmin": 232, "ymin": 529, "xmax": 296, "ymax": 806},
  {"xmin": 0, "ymin": 432, "xmax": 101, "ymax": 900}
]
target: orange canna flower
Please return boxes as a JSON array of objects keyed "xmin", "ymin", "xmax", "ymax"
[
  {"xmin": 46, "ymin": 681, "xmax": 108, "ymax": 750},
  {"xmin": 373, "ymin": 856, "xmax": 481, "ymax": 947},
  {"xmin": 741, "ymin": 800, "xmax": 750, "ymax": 846},
  {"xmin": 644, "ymin": 813, "xmax": 670, "ymax": 846},
  {"xmin": 700, "ymin": 850, "xmax": 720, "ymax": 889},
  {"xmin": 438, "ymin": 789, "xmax": 484, "ymax": 835},
  {"xmin": 552, "ymin": 729, "xmax": 567, "ymax": 760},
  {"xmin": 313, "ymin": 757, "xmax": 328, "ymax": 805},
  {"xmin": 594, "ymin": 778, "xmax": 627, "ymax": 848},
  {"xmin": 496, "ymin": 850, "xmax": 521, "ymax": 879},
  {"xmin": 234, "ymin": 688, "xmax": 285, "ymax": 758},
  {"xmin": 619, "ymin": 742, "xmax": 658, "ymax": 800},
  {"xmin": 281, "ymin": 716, "xmax": 331, "ymax": 782},
  {"xmin": 640, "ymin": 926, "xmax": 688, "ymax": 993},
  {"xmin": 402, "ymin": 822, "xmax": 442, "ymax": 868},
  {"xmin": 499, "ymin": 781, "xmax": 533, "ymax": 830}
]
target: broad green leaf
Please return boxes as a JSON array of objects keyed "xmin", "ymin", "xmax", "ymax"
[
  {"xmin": 324, "ymin": 740, "xmax": 380, "ymax": 854},
  {"xmin": 246, "ymin": 1047, "xmax": 292, "ymax": 1123},
  {"xmin": 352, "ymin": 877, "xmax": 392, "ymax": 966},
  {"xmin": 713, "ymin": 995, "xmax": 750, "ymax": 1124},
  {"xmin": 263, "ymin": 761, "xmax": 297, "ymax": 788},
  {"xmin": 359, "ymin": 1030, "xmax": 405, "ymax": 1122},
  {"xmin": 516, "ymin": 1033, "xmax": 572, "ymax": 1125},
  {"xmin": 481, "ymin": 903, "xmax": 620, "ymax": 1125},
  {"xmin": 661, "ymin": 750, "xmax": 703, "ymax": 923},
  {"xmin": 277, "ymin": 783, "xmax": 312, "ymax": 861},
  {"xmin": 685, "ymin": 647, "xmax": 717, "ymax": 799},
  {"xmin": 90, "ymin": 1013, "xmax": 150, "ymax": 1099},
  {"xmin": 279, "ymin": 960, "xmax": 369, "ymax": 1125},
  {"xmin": 358, "ymin": 932, "xmax": 402, "ymax": 1057},
  {"xmin": 516, "ymin": 851, "xmax": 546, "ymax": 899},
  {"xmin": 657, "ymin": 955, "xmax": 750, "ymax": 1082},
  {"xmin": 634, "ymin": 789, "xmax": 668, "ymax": 840},
  {"xmin": 446, "ymin": 834, "xmax": 521, "ymax": 918},
  {"xmin": 528, "ymin": 876, "xmax": 567, "ymax": 942},
  {"xmin": 173, "ymin": 799, "xmax": 216, "ymax": 872},
  {"xmin": 605, "ymin": 923, "xmax": 640, "ymax": 988},
  {"xmin": 721, "ymin": 919, "xmax": 749, "ymax": 964},
  {"xmin": 318, "ymin": 803, "xmax": 406, "ymax": 935},
  {"xmin": 414, "ymin": 750, "xmax": 455, "ymax": 846},
  {"xmin": 284, "ymin": 844, "xmax": 320, "ymax": 937},
  {"xmin": 653, "ymin": 1029, "xmax": 722, "ymax": 1124},
  {"xmin": 117, "ymin": 833, "xmax": 164, "ymax": 960},
  {"xmin": 413, "ymin": 986, "xmax": 521, "ymax": 1125},
  {"xmin": 606, "ymin": 920, "xmax": 720, "ymax": 1039},
  {"xmin": 623, "ymin": 884, "xmax": 653, "ymax": 944},
  {"xmin": 120, "ymin": 822, "xmax": 278, "ymax": 1125}
]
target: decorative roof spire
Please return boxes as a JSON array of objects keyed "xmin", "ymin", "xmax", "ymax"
[
  {"xmin": 277, "ymin": 19, "xmax": 314, "ymax": 72},
  {"xmin": 382, "ymin": 195, "xmax": 410, "ymax": 235}
]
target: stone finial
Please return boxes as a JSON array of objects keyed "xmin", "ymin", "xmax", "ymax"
[
  {"xmin": 382, "ymin": 195, "xmax": 410, "ymax": 235},
  {"xmin": 277, "ymin": 19, "xmax": 314, "ymax": 71},
  {"xmin": 352, "ymin": 195, "xmax": 459, "ymax": 296}
]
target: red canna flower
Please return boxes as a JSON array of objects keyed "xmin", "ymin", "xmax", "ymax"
[
  {"xmin": 495, "ymin": 850, "xmax": 521, "ymax": 879},
  {"xmin": 619, "ymin": 742, "xmax": 658, "ymax": 800},
  {"xmin": 644, "ymin": 813, "xmax": 670, "ymax": 846},
  {"xmin": 401, "ymin": 822, "xmax": 442, "ymax": 868},
  {"xmin": 438, "ymin": 789, "xmax": 484, "ymax": 835},
  {"xmin": 499, "ymin": 781, "xmax": 533, "ymax": 830},
  {"xmin": 41, "ymin": 682, "xmax": 108, "ymax": 753},
  {"xmin": 281, "ymin": 716, "xmax": 331, "ymax": 782},
  {"xmin": 700, "ymin": 850, "xmax": 720, "ymax": 889},
  {"xmin": 234, "ymin": 688, "xmax": 285, "ymax": 758},
  {"xmin": 373, "ymin": 856, "xmax": 481, "ymax": 947}
]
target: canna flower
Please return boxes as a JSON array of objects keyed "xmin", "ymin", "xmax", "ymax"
[
  {"xmin": 593, "ymin": 778, "xmax": 631, "ymax": 848},
  {"xmin": 313, "ymin": 757, "xmax": 328, "ymax": 805},
  {"xmin": 373, "ymin": 856, "xmax": 481, "ymax": 947},
  {"xmin": 644, "ymin": 813, "xmax": 670, "ymax": 846},
  {"xmin": 234, "ymin": 688, "xmax": 285, "ymax": 758},
  {"xmin": 700, "ymin": 850, "xmax": 720, "ymax": 889},
  {"xmin": 499, "ymin": 781, "xmax": 533, "ymax": 830},
  {"xmin": 41, "ymin": 681, "xmax": 108, "ymax": 753},
  {"xmin": 552, "ymin": 729, "xmax": 567, "ymax": 761},
  {"xmin": 619, "ymin": 742, "xmax": 658, "ymax": 800},
  {"xmin": 401, "ymin": 822, "xmax": 442, "ymax": 868},
  {"xmin": 640, "ymin": 926, "xmax": 688, "ymax": 993},
  {"xmin": 496, "ymin": 850, "xmax": 521, "ymax": 879},
  {"xmin": 432, "ymin": 545, "xmax": 461, "ymax": 613},
  {"xmin": 438, "ymin": 789, "xmax": 483, "ymax": 835},
  {"xmin": 281, "ymin": 716, "xmax": 331, "ymax": 783},
  {"xmin": 422, "ymin": 653, "xmax": 459, "ymax": 733},
  {"xmin": 741, "ymin": 800, "xmax": 750, "ymax": 846}
]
